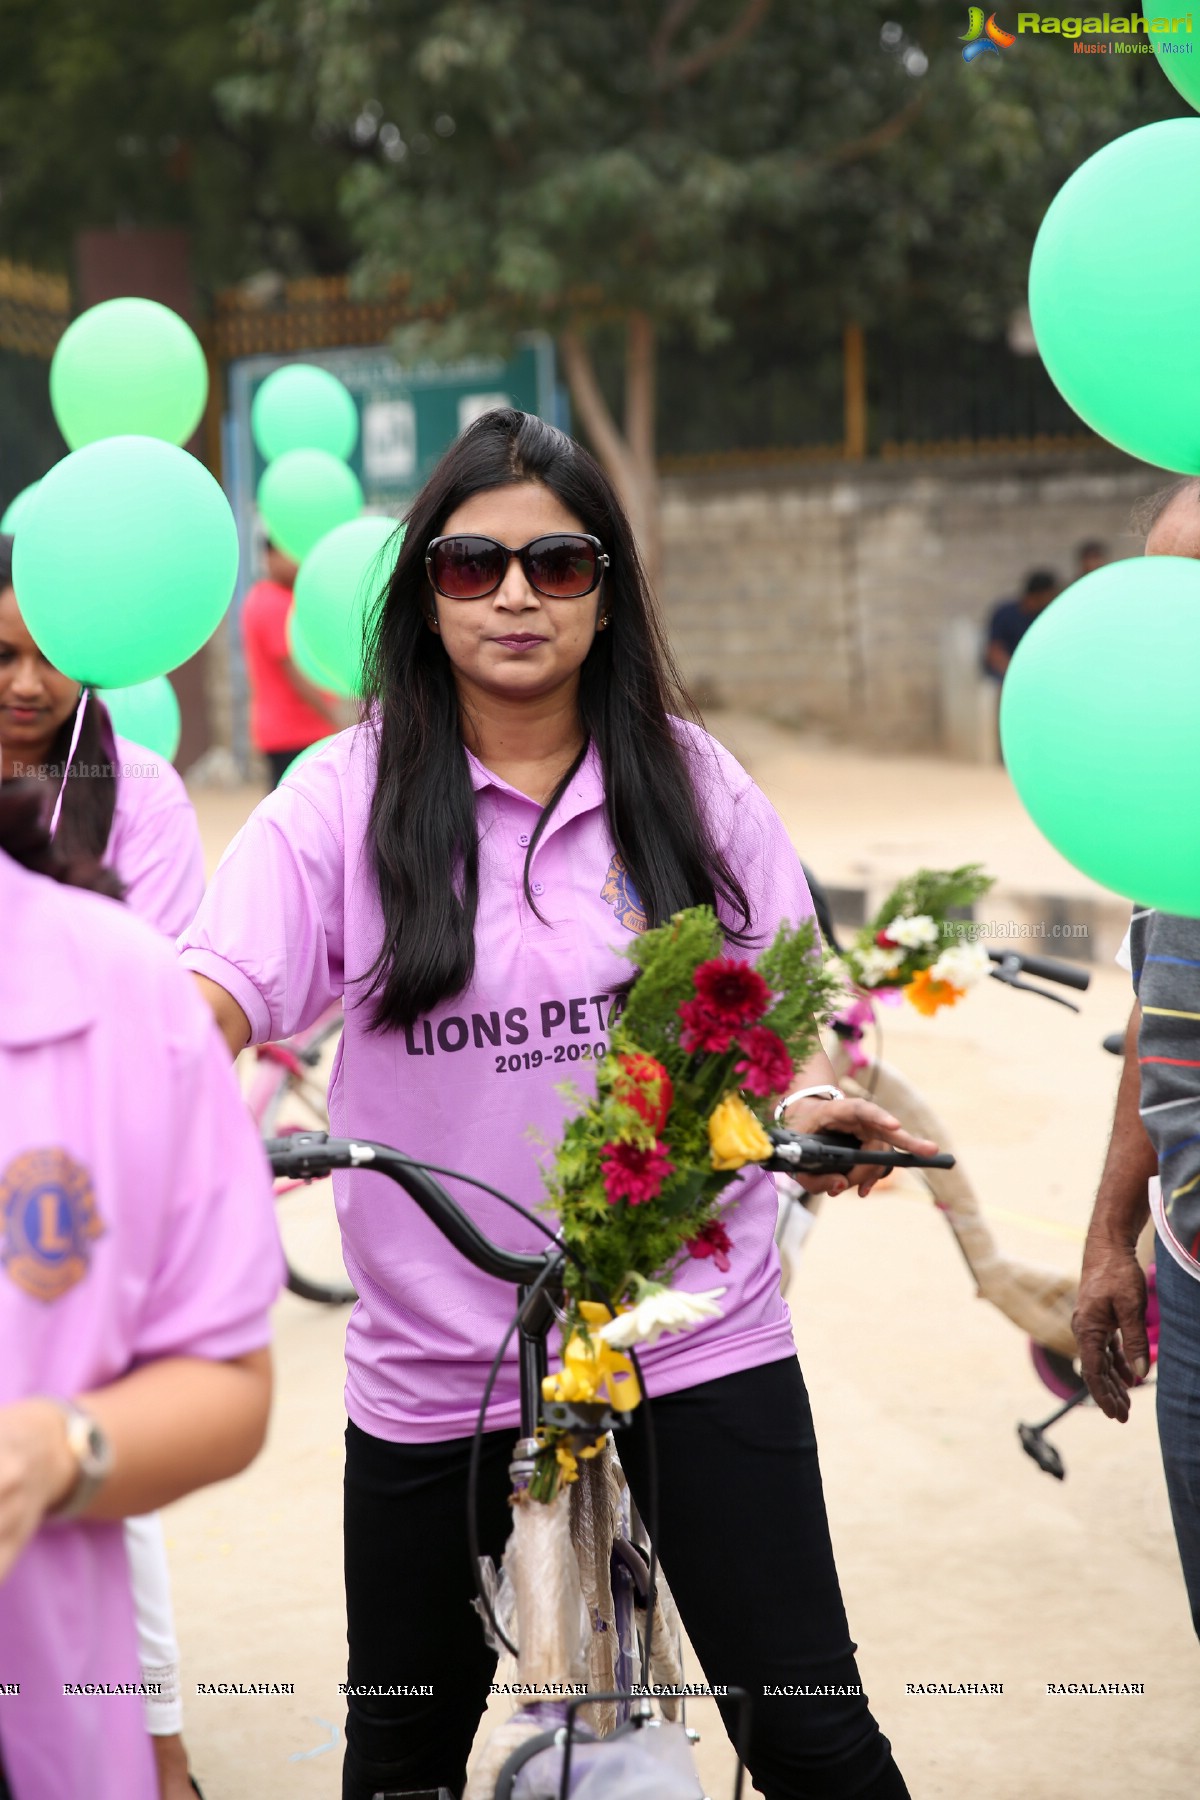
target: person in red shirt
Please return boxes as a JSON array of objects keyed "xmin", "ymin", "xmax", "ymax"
[{"xmin": 240, "ymin": 542, "xmax": 344, "ymax": 787}]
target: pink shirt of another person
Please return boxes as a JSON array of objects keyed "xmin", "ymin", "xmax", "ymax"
[
  {"xmin": 104, "ymin": 731, "xmax": 206, "ymax": 937},
  {"xmin": 181, "ymin": 718, "xmax": 812, "ymax": 1441},
  {"xmin": 0, "ymin": 849, "xmax": 284, "ymax": 1800}
]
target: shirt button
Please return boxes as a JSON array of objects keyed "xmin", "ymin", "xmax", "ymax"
[
  {"xmin": 532, "ymin": 881, "xmax": 545, "ymax": 895},
  {"xmin": 518, "ymin": 832, "xmax": 530, "ymax": 846}
]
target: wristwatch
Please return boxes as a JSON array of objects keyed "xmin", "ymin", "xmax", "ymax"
[
  {"xmin": 774, "ymin": 1084, "xmax": 845, "ymax": 1122},
  {"xmin": 46, "ymin": 1401, "xmax": 113, "ymax": 1521}
]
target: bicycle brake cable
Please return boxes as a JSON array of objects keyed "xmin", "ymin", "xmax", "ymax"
[
  {"xmin": 389, "ymin": 1154, "xmax": 594, "ymax": 1280},
  {"xmin": 626, "ymin": 1347, "xmax": 659, "ymax": 1696}
]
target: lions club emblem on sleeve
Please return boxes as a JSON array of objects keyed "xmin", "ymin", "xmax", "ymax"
[
  {"xmin": 0, "ymin": 1149, "xmax": 104, "ymax": 1302},
  {"xmin": 601, "ymin": 852, "xmax": 647, "ymax": 934}
]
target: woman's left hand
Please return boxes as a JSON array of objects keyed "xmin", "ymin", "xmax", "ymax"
[{"xmin": 780, "ymin": 1094, "xmax": 940, "ymax": 1198}]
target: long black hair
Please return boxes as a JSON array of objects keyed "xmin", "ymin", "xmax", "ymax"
[
  {"xmin": 360, "ymin": 408, "xmax": 752, "ymax": 1030},
  {"xmin": 0, "ymin": 779, "xmax": 125, "ymax": 900},
  {"xmin": 0, "ymin": 533, "xmax": 118, "ymax": 861}
]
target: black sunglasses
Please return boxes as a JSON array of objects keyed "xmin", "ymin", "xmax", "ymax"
[{"xmin": 425, "ymin": 532, "xmax": 610, "ymax": 601}]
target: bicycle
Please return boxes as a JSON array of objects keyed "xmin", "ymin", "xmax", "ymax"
[
  {"xmin": 788, "ymin": 867, "xmax": 1121, "ymax": 1480},
  {"xmin": 243, "ymin": 1001, "xmax": 351, "ymax": 1304},
  {"xmin": 266, "ymin": 1123, "xmax": 954, "ymax": 1800}
]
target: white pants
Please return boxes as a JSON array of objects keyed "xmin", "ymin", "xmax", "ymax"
[{"xmin": 124, "ymin": 1512, "xmax": 183, "ymax": 1735}]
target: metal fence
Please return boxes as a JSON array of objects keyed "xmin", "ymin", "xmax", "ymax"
[
  {"xmin": 0, "ymin": 255, "xmax": 1104, "ymax": 523},
  {"xmin": 656, "ymin": 322, "xmax": 1097, "ymax": 473}
]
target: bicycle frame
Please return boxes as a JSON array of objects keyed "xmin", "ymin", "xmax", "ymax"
[{"xmin": 267, "ymin": 1126, "xmax": 950, "ymax": 1798}]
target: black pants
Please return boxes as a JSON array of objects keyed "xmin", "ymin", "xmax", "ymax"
[{"xmin": 342, "ymin": 1357, "xmax": 908, "ymax": 1800}]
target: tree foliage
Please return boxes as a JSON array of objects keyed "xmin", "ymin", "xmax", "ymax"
[{"xmin": 0, "ymin": 1, "xmax": 1186, "ymax": 502}]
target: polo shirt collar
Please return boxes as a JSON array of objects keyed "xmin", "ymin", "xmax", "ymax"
[
  {"xmin": 466, "ymin": 739, "xmax": 605, "ymax": 836},
  {"xmin": 0, "ymin": 850, "xmax": 98, "ymax": 1045}
]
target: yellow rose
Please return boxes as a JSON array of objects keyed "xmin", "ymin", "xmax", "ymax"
[{"xmin": 708, "ymin": 1092, "xmax": 773, "ymax": 1171}]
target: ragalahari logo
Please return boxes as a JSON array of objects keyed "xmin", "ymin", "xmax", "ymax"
[{"xmin": 962, "ymin": 8, "xmax": 1017, "ymax": 58}]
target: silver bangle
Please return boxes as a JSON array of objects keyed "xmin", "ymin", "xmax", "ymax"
[{"xmin": 774, "ymin": 1084, "xmax": 845, "ymax": 1123}]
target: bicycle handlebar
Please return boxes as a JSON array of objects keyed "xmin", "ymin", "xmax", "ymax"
[
  {"xmin": 263, "ymin": 1134, "xmax": 552, "ymax": 1285},
  {"xmin": 764, "ymin": 1127, "xmax": 955, "ymax": 1174},
  {"xmin": 986, "ymin": 948, "xmax": 1089, "ymax": 992},
  {"xmin": 265, "ymin": 1127, "xmax": 956, "ymax": 1284}
]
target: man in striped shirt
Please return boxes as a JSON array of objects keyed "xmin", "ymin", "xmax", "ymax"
[{"xmin": 1075, "ymin": 478, "xmax": 1200, "ymax": 1643}]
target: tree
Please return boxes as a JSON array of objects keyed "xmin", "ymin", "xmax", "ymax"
[
  {"xmin": 0, "ymin": 2, "xmax": 1183, "ymax": 574},
  {"xmin": 0, "ymin": 0, "xmax": 358, "ymax": 289},
  {"xmin": 215, "ymin": 0, "xmax": 1183, "ymax": 581}
]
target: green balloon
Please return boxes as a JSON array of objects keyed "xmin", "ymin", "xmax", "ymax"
[
  {"xmin": 1029, "ymin": 119, "xmax": 1200, "ymax": 472},
  {"xmin": 251, "ymin": 364, "xmax": 359, "ymax": 463},
  {"xmin": 1000, "ymin": 556, "xmax": 1200, "ymax": 914},
  {"xmin": 98, "ymin": 675, "xmax": 182, "ymax": 762},
  {"xmin": 0, "ymin": 481, "xmax": 42, "ymax": 536},
  {"xmin": 13, "ymin": 436, "xmax": 239, "ymax": 688},
  {"xmin": 293, "ymin": 516, "xmax": 401, "ymax": 696},
  {"xmin": 50, "ymin": 298, "xmax": 208, "ymax": 451},
  {"xmin": 257, "ymin": 449, "xmax": 363, "ymax": 563},
  {"xmin": 281, "ymin": 734, "xmax": 339, "ymax": 780},
  {"xmin": 1144, "ymin": 3, "xmax": 1200, "ymax": 110},
  {"xmin": 287, "ymin": 608, "xmax": 353, "ymax": 696}
]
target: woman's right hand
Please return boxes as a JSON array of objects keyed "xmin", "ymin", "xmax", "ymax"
[{"xmin": 0, "ymin": 1399, "xmax": 76, "ymax": 1582}]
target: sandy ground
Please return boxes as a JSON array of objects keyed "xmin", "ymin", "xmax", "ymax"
[{"xmin": 163, "ymin": 727, "xmax": 1199, "ymax": 1799}]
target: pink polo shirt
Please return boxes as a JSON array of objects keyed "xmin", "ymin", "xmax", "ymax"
[
  {"xmin": 103, "ymin": 733, "xmax": 207, "ymax": 938},
  {"xmin": 0, "ymin": 852, "xmax": 284, "ymax": 1800},
  {"xmin": 180, "ymin": 719, "xmax": 813, "ymax": 1443}
]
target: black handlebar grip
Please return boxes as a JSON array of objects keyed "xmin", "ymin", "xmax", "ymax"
[{"xmin": 987, "ymin": 949, "xmax": 1090, "ymax": 991}]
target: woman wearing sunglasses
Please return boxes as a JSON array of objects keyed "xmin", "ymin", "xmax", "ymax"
[{"xmin": 182, "ymin": 409, "xmax": 928, "ymax": 1800}]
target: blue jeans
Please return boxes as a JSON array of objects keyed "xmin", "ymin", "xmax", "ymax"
[{"xmin": 1154, "ymin": 1237, "xmax": 1200, "ymax": 1640}]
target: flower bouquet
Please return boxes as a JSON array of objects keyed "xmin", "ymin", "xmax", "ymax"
[
  {"xmin": 834, "ymin": 865, "xmax": 994, "ymax": 1071},
  {"xmin": 533, "ymin": 904, "xmax": 840, "ymax": 1499}
]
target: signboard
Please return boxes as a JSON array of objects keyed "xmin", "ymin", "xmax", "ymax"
[
  {"xmin": 222, "ymin": 333, "xmax": 563, "ymax": 766},
  {"xmin": 227, "ymin": 334, "xmax": 558, "ymax": 513}
]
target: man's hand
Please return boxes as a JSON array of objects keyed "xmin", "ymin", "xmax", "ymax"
[
  {"xmin": 1073, "ymin": 1237, "xmax": 1150, "ymax": 1423},
  {"xmin": 0, "ymin": 1399, "xmax": 76, "ymax": 1583},
  {"xmin": 781, "ymin": 1094, "xmax": 939, "ymax": 1197},
  {"xmin": 1073, "ymin": 997, "xmax": 1156, "ymax": 1423}
]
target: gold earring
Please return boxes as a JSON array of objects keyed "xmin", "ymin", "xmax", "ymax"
[{"xmin": 597, "ymin": 614, "xmax": 609, "ymax": 630}]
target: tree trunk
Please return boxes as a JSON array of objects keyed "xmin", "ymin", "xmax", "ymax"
[{"xmin": 558, "ymin": 317, "xmax": 662, "ymax": 593}]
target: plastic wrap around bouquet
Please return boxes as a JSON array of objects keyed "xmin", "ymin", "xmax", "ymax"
[{"xmin": 531, "ymin": 905, "xmax": 840, "ymax": 1501}]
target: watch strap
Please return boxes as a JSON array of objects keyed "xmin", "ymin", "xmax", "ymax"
[
  {"xmin": 46, "ymin": 1401, "xmax": 112, "ymax": 1522},
  {"xmin": 774, "ymin": 1084, "xmax": 845, "ymax": 1122}
]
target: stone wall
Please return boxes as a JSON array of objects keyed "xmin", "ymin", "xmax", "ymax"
[{"xmin": 658, "ymin": 450, "xmax": 1158, "ymax": 752}]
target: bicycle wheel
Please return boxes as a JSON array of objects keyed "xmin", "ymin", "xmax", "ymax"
[{"xmin": 258, "ymin": 1016, "xmax": 356, "ymax": 1306}]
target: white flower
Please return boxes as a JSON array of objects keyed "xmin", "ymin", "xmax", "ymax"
[
  {"xmin": 856, "ymin": 945, "xmax": 905, "ymax": 986},
  {"xmin": 929, "ymin": 942, "xmax": 992, "ymax": 990},
  {"xmin": 885, "ymin": 913, "xmax": 940, "ymax": 949},
  {"xmin": 597, "ymin": 1286, "xmax": 726, "ymax": 1349}
]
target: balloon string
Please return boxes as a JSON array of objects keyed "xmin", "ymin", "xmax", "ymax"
[{"xmin": 48, "ymin": 687, "xmax": 89, "ymax": 839}]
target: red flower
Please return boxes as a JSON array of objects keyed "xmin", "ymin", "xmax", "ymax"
[
  {"xmin": 692, "ymin": 958, "xmax": 773, "ymax": 1028},
  {"xmin": 875, "ymin": 930, "xmax": 897, "ymax": 948},
  {"xmin": 678, "ymin": 998, "xmax": 736, "ymax": 1054},
  {"xmin": 600, "ymin": 1139, "xmax": 674, "ymax": 1207},
  {"xmin": 613, "ymin": 1052, "xmax": 674, "ymax": 1134},
  {"xmin": 734, "ymin": 1025, "xmax": 793, "ymax": 1098},
  {"xmin": 686, "ymin": 1219, "xmax": 733, "ymax": 1273}
]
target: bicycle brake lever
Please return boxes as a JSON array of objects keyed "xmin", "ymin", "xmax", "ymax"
[{"xmin": 987, "ymin": 966, "xmax": 1080, "ymax": 1012}]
